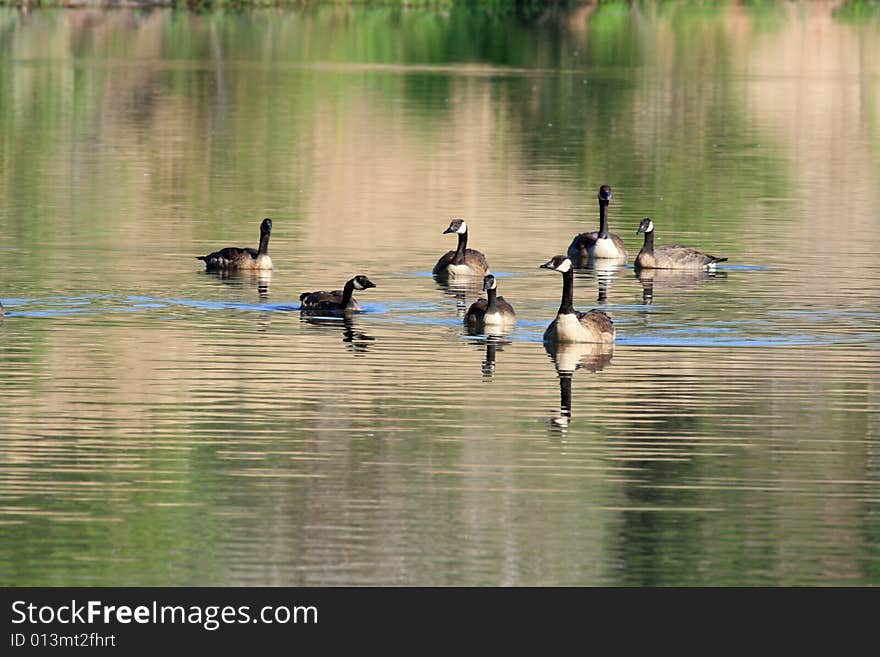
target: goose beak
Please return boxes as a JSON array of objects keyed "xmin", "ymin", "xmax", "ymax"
[
  {"xmin": 636, "ymin": 226, "xmax": 645, "ymax": 235},
  {"xmin": 363, "ymin": 279, "xmax": 376, "ymax": 289},
  {"xmin": 539, "ymin": 261, "xmax": 554, "ymax": 270},
  {"xmin": 443, "ymin": 226, "xmax": 455, "ymax": 234}
]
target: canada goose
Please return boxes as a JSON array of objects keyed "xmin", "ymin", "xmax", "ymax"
[
  {"xmin": 197, "ymin": 217, "xmax": 273, "ymax": 271},
  {"xmin": 540, "ymin": 255, "xmax": 615, "ymax": 344},
  {"xmin": 567, "ymin": 185, "xmax": 628, "ymax": 264},
  {"xmin": 433, "ymin": 218, "xmax": 490, "ymax": 280},
  {"xmin": 299, "ymin": 275, "xmax": 376, "ymax": 313},
  {"xmin": 635, "ymin": 217, "xmax": 727, "ymax": 270},
  {"xmin": 464, "ymin": 274, "xmax": 516, "ymax": 330}
]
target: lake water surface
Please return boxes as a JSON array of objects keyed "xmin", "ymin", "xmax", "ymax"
[{"xmin": 1, "ymin": 2, "xmax": 879, "ymax": 586}]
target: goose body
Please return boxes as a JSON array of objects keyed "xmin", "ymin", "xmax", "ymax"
[
  {"xmin": 567, "ymin": 186, "xmax": 628, "ymax": 265},
  {"xmin": 300, "ymin": 275, "xmax": 376, "ymax": 314},
  {"xmin": 197, "ymin": 217, "xmax": 273, "ymax": 271},
  {"xmin": 433, "ymin": 218, "xmax": 490, "ymax": 280},
  {"xmin": 464, "ymin": 275, "xmax": 516, "ymax": 330},
  {"xmin": 540, "ymin": 256, "xmax": 615, "ymax": 344},
  {"xmin": 635, "ymin": 218, "xmax": 727, "ymax": 270}
]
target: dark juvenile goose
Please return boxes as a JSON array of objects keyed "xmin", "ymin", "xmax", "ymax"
[
  {"xmin": 197, "ymin": 217, "xmax": 273, "ymax": 271},
  {"xmin": 299, "ymin": 275, "xmax": 376, "ymax": 313},
  {"xmin": 635, "ymin": 217, "xmax": 727, "ymax": 270},
  {"xmin": 464, "ymin": 274, "xmax": 516, "ymax": 330},
  {"xmin": 433, "ymin": 218, "xmax": 490, "ymax": 281},
  {"xmin": 567, "ymin": 185, "xmax": 628, "ymax": 264},
  {"xmin": 540, "ymin": 255, "xmax": 615, "ymax": 344}
]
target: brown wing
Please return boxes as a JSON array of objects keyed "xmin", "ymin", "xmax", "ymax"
[
  {"xmin": 433, "ymin": 249, "xmax": 491, "ymax": 276},
  {"xmin": 656, "ymin": 246, "xmax": 726, "ymax": 269},
  {"xmin": 462, "ymin": 249, "xmax": 490, "ymax": 276},
  {"xmin": 567, "ymin": 231, "xmax": 599, "ymax": 259},
  {"xmin": 542, "ymin": 317, "xmax": 558, "ymax": 342},
  {"xmin": 568, "ymin": 231, "xmax": 627, "ymax": 261},
  {"xmin": 577, "ymin": 309, "xmax": 614, "ymax": 335},
  {"xmin": 197, "ymin": 246, "xmax": 257, "ymax": 270},
  {"xmin": 433, "ymin": 250, "xmax": 457, "ymax": 274},
  {"xmin": 300, "ymin": 289, "xmax": 344, "ymax": 308},
  {"xmin": 464, "ymin": 298, "xmax": 489, "ymax": 324},
  {"xmin": 494, "ymin": 296, "xmax": 515, "ymax": 315},
  {"xmin": 608, "ymin": 233, "xmax": 628, "ymax": 258}
]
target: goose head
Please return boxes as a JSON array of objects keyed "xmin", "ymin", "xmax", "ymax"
[
  {"xmin": 539, "ymin": 255, "xmax": 573, "ymax": 273},
  {"xmin": 636, "ymin": 217, "xmax": 654, "ymax": 235}
]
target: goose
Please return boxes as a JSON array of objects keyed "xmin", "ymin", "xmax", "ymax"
[
  {"xmin": 197, "ymin": 217, "xmax": 273, "ymax": 271},
  {"xmin": 464, "ymin": 274, "xmax": 516, "ymax": 330},
  {"xmin": 635, "ymin": 217, "xmax": 727, "ymax": 270},
  {"xmin": 567, "ymin": 185, "xmax": 628, "ymax": 264},
  {"xmin": 299, "ymin": 275, "xmax": 376, "ymax": 313},
  {"xmin": 433, "ymin": 218, "xmax": 490, "ymax": 281},
  {"xmin": 540, "ymin": 256, "xmax": 615, "ymax": 344}
]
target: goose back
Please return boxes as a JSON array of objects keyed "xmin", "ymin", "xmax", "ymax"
[{"xmin": 197, "ymin": 217, "xmax": 273, "ymax": 271}]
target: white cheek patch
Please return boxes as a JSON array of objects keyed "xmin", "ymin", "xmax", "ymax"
[
  {"xmin": 646, "ymin": 220, "xmax": 654, "ymax": 233},
  {"xmin": 456, "ymin": 221, "xmax": 468, "ymax": 234},
  {"xmin": 556, "ymin": 259, "xmax": 572, "ymax": 273}
]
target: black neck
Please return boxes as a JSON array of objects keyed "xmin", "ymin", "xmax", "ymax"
[
  {"xmin": 257, "ymin": 231, "xmax": 271, "ymax": 256},
  {"xmin": 341, "ymin": 279, "xmax": 355, "ymax": 307},
  {"xmin": 598, "ymin": 200, "xmax": 610, "ymax": 239},
  {"xmin": 486, "ymin": 286, "xmax": 498, "ymax": 312},
  {"xmin": 558, "ymin": 268, "xmax": 575, "ymax": 315},
  {"xmin": 641, "ymin": 229, "xmax": 654, "ymax": 255},
  {"xmin": 453, "ymin": 232, "xmax": 468, "ymax": 264}
]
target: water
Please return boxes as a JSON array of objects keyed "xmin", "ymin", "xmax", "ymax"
[{"xmin": 1, "ymin": 3, "xmax": 879, "ymax": 586}]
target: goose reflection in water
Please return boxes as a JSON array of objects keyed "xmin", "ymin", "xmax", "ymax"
[
  {"xmin": 464, "ymin": 334, "xmax": 511, "ymax": 379},
  {"xmin": 636, "ymin": 268, "xmax": 727, "ymax": 305},
  {"xmin": 573, "ymin": 259, "xmax": 624, "ymax": 305},
  {"xmin": 544, "ymin": 340, "xmax": 614, "ymax": 432},
  {"xmin": 300, "ymin": 314, "xmax": 375, "ymax": 355},
  {"xmin": 203, "ymin": 268, "xmax": 272, "ymax": 301}
]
